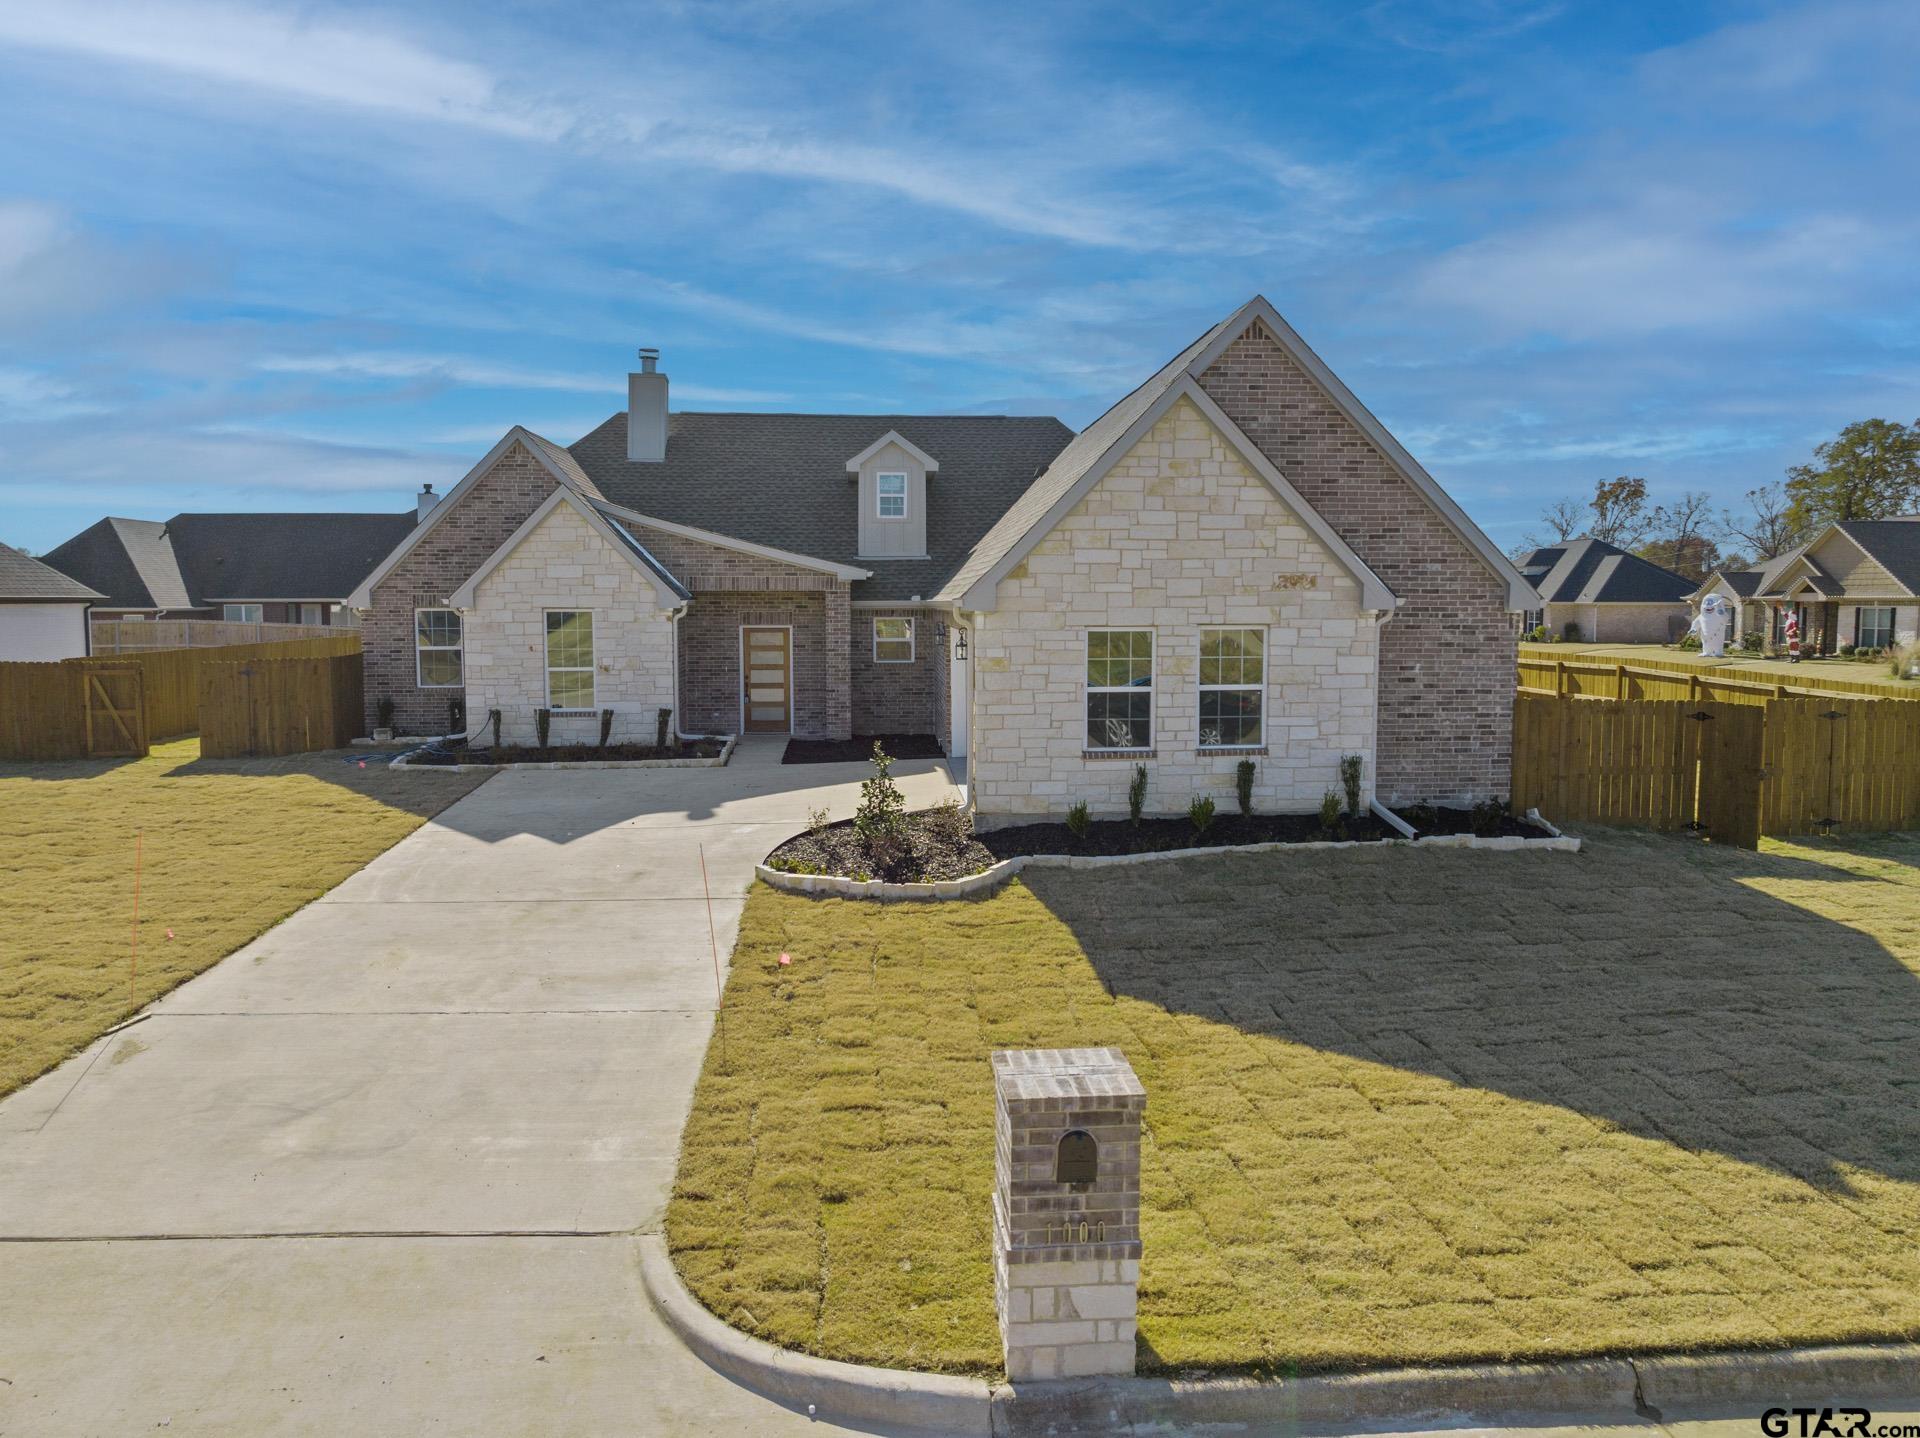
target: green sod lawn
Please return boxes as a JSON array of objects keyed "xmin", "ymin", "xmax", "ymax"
[
  {"xmin": 1, "ymin": 738, "xmax": 489, "ymax": 1097},
  {"xmin": 667, "ymin": 828, "xmax": 1920, "ymax": 1377}
]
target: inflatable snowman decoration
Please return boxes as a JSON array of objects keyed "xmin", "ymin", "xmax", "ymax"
[{"xmin": 1691, "ymin": 593, "xmax": 1733, "ymax": 657}]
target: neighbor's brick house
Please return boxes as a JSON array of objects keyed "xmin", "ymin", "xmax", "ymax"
[{"xmin": 349, "ymin": 299, "xmax": 1537, "ymax": 810}]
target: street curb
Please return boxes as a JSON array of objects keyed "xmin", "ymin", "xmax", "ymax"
[
  {"xmin": 641, "ymin": 1235, "xmax": 1920, "ymax": 1436},
  {"xmin": 637, "ymin": 1236, "xmax": 993, "ymax": 1436}
]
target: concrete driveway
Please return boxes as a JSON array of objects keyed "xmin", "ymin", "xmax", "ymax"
[{"xmin": 0, "ymin": 737, "xmax": 959, "ymax": 1436}]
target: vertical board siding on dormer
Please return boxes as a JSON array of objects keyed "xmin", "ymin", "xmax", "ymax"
[{"xmin": 856, "ymin": 440, "xmax": 929, "ymax": 560}]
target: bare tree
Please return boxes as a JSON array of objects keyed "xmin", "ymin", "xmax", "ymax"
[
  {"xmin": 1518, "ymin": 497, "xmax": 1585, "ymax": 552},
  {"xmin": 1721, "ymin": 481, "xmax": 1808, "ymax": 561}
]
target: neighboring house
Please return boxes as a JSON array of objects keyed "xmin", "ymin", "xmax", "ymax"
[
  {"xmin": 0, "ymin": 542, "xmax": 102, "ymax": 660},
  {"xmin": 1693, "ymin": 518, "xmax": 1920, "ymax": 654},
  {"xmin": 40, "ymin": 508, "xmax": 422, "ymax": 625},
  {"xmin": 1515, "ymin": 536, "xmax": 1696, "ymax": 643},
  {"xmin": 350, "ymin": 298, "xmax": 1534, "ymax": 814}
]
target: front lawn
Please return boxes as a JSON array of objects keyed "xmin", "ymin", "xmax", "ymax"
[
  {"xmin": 0, "ymin": 738, "xmax": 490, "ymax": 1096},
  {"xmin": 668, "ymin": 829, "xmax": 1920, "ymax": 1376}
]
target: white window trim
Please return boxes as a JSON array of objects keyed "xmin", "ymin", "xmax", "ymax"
[
  {"xmin": 1857, "ymin": 605, "xmax": 1895, "ymax": 650},
  {"xmin": 543, "ymin": 608, "xmax": 596, "ymax": 711},
  {"xmin": 1084, "ymin": 627, "xmax": 1154, "ymax": 753},
  {"xmin": 1198, "ymin": 626, "xmax": 1266, "ymax": 750},
  {"xmin": 223, "ymin": 603, "xmax": 263, "ymax": 623},
  {"xmin": 876, "ymin": 471, "xmax": 908, "ymax": 520},
  {"xmin": 414, "ymin": 606, "xmax": 464, "ymax": 689},
  {"xmin": 872, "ymin": 616, "xmax": 915, "ymax": 663}
]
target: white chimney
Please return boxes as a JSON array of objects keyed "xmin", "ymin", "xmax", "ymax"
[
  {"xmin": 416, "ymin": 483, "xmax": 439, "ymax": 523},
  {"xmin": 627, "ymin": 347, "xmax": 667, "ymax": 462}
]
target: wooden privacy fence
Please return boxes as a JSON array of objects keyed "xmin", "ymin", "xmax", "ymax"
[
  {"xmin": 0, "ymin": 662, "xmax": 148, "ymax": 760},
  {"xmin": 1512, "ymin": 691, "xmax": 1920, "ymax": 846},
  {"xmin": 92, "ymin": 617, "xmax": 355, "ymax": 652},
  {"xmin": 197, "ymin": 652, "xmax": 365, "ymax": 758},
  {"xmin": 1518, "ymin": 652, "xmax": 1918, "ymax": 704},
  {"xmin": 92, "ymin": 634, "xmax": 362, "ymax": 739}
]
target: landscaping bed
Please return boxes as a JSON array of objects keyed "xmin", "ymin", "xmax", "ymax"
[
  {"xmin": 783, "ymin": 733, "xmax": 945, "ymax": 764},
  {"xmin": 403, "ymin": 737, "xmax": 727, "ymax": 766},
  {"xmin": 1396, "ymin": 803, "xmax": 1548, "ymax": 840},
  {"xmin": 670, "ymin": 829, "xmax": 1920, "ymax": 1377}
]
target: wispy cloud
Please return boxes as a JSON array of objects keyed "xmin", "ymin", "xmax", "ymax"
[{"xmin": 256, "ymin": 351, "xmax": 788, "ymax": 404}]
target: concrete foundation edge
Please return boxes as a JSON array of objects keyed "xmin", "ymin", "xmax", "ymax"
[{"xmin": 637, "ymin": 1235, "xmax": 994, "ymax": 1437}]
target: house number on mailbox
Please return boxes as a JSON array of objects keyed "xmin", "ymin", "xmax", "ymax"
[{"xmin": 1056, "ymin": 1130, "xmax": 1098, "ymax": 1185}]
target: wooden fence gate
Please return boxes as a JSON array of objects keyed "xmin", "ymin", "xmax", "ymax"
[
  {"xmin": 197, "ymin": 653, "xmax": 365, "ymax": 758},
  {"xmin": 1511, "ymin": 694, "xmax": 1763, "ymax": 847},
  {"xmin": 81, "ymin": 665, "xmax": 147, "ymax": 758}
]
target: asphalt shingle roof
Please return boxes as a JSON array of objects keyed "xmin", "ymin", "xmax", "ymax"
[
  {"xmin": 0, "ymin": 541, "xmax": 103, "ymax": 601},
  {"xmin": 41, "ymin": 512, "xmax": 415, "ymax": 608},
  {"xmin": 1517, "ymin": 536, "xmax": 1696, "ymax": 605},
  {"xmin": 568, "ymin": 412, "xmax": 1074, "ymax": 603}
]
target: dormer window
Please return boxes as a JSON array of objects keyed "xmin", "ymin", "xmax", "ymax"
[{"xmin": 876, "ymin": 472, "xmax": 907, "ymax": 519}]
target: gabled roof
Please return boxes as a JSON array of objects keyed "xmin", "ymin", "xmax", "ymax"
[
  {"xmin": 591, "ymin": 498, "xmax": 871, "ymax": 581},
  {"xmin": 567, "ymin": 412, "xmax": 1071, "ymax": 603},
  {"xmin": 1834, "ymin": 518, "xmax": 1920, "ymax": 594},
  {"xmin": 0, "ymin": 541, "xmax": 103, "ymax": 602},
  {"xmin": 845, "ymin": 430, "xmax": 939, "ymax": 473},
  {"xmin": 936, "ymin": 295, "xmax": 1532, "ymax": 611},
  {"xmin": 42, "ymin": 517, "xmax": 191, "ymax": 609},
  {"xmin": 447, "ymin": 488, "xmax": 691, "ymax": 609},
  {"xmin": 1517, "ymin": 536, "xmax": 1695, "ymax": 605},
  {"xmin": 1695, "ymin": 566, "xmax": 1767, "ymax": 600},
  {"xmin": 348, "ymin": 427, "xmax": 604, "ymax": 608}
]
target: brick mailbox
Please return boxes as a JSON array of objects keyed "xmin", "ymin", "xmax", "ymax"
[{"xmin": 991, "ymin": 1047, "xmax": 1144, "ymax": 1380}]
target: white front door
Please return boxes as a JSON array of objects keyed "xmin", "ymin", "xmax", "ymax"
[{"xmin": 949, "ymin": 627, "xmax": 969, "ymax": 759}]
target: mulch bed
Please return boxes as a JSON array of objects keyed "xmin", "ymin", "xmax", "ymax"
[
  {"xmin": 782, "ymin": 733, "xmax": 945, "ymax": 765},
  {"xmin": 1397, "ymin": 804, "xmax": 1548, "ymax": 839},
  {"xmin": 405, "ymin": 739, "xmax": 726, "ymax": 766},
  {"xmin": 768, "ymin": 808, "xmax": 1425, "ymax": 883}
]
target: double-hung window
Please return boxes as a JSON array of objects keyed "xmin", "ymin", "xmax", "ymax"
[
  {"xmin": 545, "ymin": 610, "xmax": 595, "ymax": 709},
  {"xmin": 223, "ymin": 603, "xmax": 263, "ymax": 623},
  {"xmin": 1085, "ymin": 630, "xmax": 1153, "ymax": 750},
  {"xmin": 415, "ymin": 608, "xmax": 463, "ymax": 687},
  {"xmin": 876, "ymin": 472, "xmax": 907, "ymax": 519},
  {"xmin": 1857, "ymin": 606, "xmax": 1895, "ymax": 651},
  {"xmin": 1199, "ymin": 628, "xmax": 1264, "ymax": 748},
  {"xmin": 873, "ymin": 617, "xmax": 914, "ymax": 663}
]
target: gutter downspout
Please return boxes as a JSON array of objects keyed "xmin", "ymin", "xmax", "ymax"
[{"xmin": 670, "ymin": 603, "xmax": 690, "ymax": 738}]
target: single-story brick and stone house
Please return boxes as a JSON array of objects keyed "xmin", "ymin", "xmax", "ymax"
[{"xmin": 347, "ymin": 297, "xmax": 1536, "ymax": 814}]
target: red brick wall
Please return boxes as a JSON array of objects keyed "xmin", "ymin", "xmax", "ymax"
[
  {"xmin": 1197, "ymin": 323, "xmax": 1515, "ymax": 802},
  {"xmin": 363, "ymin": 443, "xmax": 558, "ymax": 736},
  {"xmin": 850, "ymin": 606, "xmax": 942, "ymax": 735},
  {"xmin": 676, "ymin": 592, "xmax": 831, "ymax": 737}
]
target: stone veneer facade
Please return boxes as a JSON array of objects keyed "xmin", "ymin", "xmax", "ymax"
[
  {"xmin": 462, "ymin": 503, "xmax": 678, "ymax": 746},
  {"xmin": 968, "ymin": 398, "xmax": 1379, "ymax": 819},
  {"xmin": 1196, "ymin": 321, "xmax": 1514, "ymax": 803},
  {"xmin": 363, "ymin": 441, "xmax": 570, "ymax": 736}
]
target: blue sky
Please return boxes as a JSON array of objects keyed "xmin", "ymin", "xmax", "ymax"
[{"xmin": 0, "ymin": 0, "xmax": 1915, "ymax": 554}]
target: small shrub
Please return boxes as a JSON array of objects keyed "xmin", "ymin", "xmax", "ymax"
[
  {"xmin": 1893, "ymin": 641, "xmax": 1920, "ymax": 679},
  {"xmin": 1128, "ymin": 764, "xmax": 1148, "ymax": 826},
  {"xmin": 1839, "ymin": 643, "xmax": 1856, "ymax": 657},
  {"xmin": 925, "ymin": 798, "xmax": 971, "ymax": 846},
  {"xmin": 1234, "ymin": 759, "xmax": 1255, "ymax": 817},
  {"xmin": 376, "ymin": 696, "xmax": 395, "ymax": 731},
  {"xmin": 1340, "ymin": 754, "xmax": 1363, "ymax": 816},
  {"xmin": 656, "ymin": 707, "xmax": 672, "ymax": 749},
  {"xmin": 1740, "ymin": 631, "xmax": 1764, "ymax": 653},
  {"xmin": 853, "ymin": 741, "xmax": 907, "ymax": 861},
  {"xmin": 449, "ymin": 697, "xmax": 466, "ymax": 735},
  {"xmin": 486, "ymin": 708, "xmax": 502, "ymax": 748},
  {"xmin": 1562, "ymin": 620, "xmax": 1582, "ymax": 642},
  {"xmin": 1470, "ymin": 798, "xmax": 1511, "ymax": 837},
  {"xmin": 598, "ymin": 708, "xmax": 615, "ymax": 747},
  {"xmin": 1319, "ymin": 789, "xmax": 1342, "ymax": 833},
  {"xmin": 1188, "ymin": 794, "xmax": 1216, "ymax": 837},
  {"xmin": 1523, "ymin": 625, "xmax": 1551, "ymax": 643},
  {"xmin": 805, "ymin": 805, "xmax": 831, "ymax": 837},
  {"xmin": 1065, "ymin": 800, "xmax": 1091, "ymax": 839},
  {"xmin": 1676, "ymin": 633, "xmax": 1702, "ymax": 652},
  {"xmin": 535, "ymin": 708, "xmax": 551, "ymax": 749},
  {"xmin": 1403, "ymin": 801, "xmax": 1438, "ymax": 833}
]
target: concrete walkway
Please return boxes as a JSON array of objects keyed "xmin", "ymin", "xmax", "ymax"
[{"xmin": 0, "ymin": 737, "xmax": 958, "ymax": 1436}]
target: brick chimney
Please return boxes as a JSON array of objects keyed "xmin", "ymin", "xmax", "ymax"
[{"xmin": 627, "ymin": 347, "xmax": 667, "ymax": 462}]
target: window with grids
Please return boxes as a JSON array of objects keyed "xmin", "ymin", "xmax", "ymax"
[
  {"xmin": 1857, "ymin": 606, "xmax": 1895, "ymax": 650},
  {"xmin": 873, "ymin": 617, "xmax": 914, "ymax": 662},
  {"xmin": 545, "ymin": 610, "xmax": 595, "ymax": 709},
  {"xmin": 1085, "ymin": 630, "xmax": 1153, "ymax": 750},
  {"xmin": 223, "ymin": 603, "xmax": 263, "ymax": 623},
  {"xmin": 876, "ymin": 472, "xmax": 907, "ymax": 519},
  {"xmin": 1199, "ymin": 628, "xmax": 1264, "ymax": 748},
  {"xmin": 415, "ymin": 608, "xmax": 463, "ymax": 687}
]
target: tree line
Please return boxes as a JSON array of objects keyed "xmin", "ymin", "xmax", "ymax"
[{"xmin": 1515, "ymin": 418, "xmax": 1920, "ymax": 580}]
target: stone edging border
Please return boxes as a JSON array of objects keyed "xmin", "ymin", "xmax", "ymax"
[
  {"xmin": 756, "ymin": 808, "xmax": 1578, "ymax": 901},
  {"xmin": 388, "ymin": 735, "xmax": 737, "ymax": 772},
  {"xmin": 639, "ymin": 1235, "xmax": 1920, "ymax": 1436}
]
